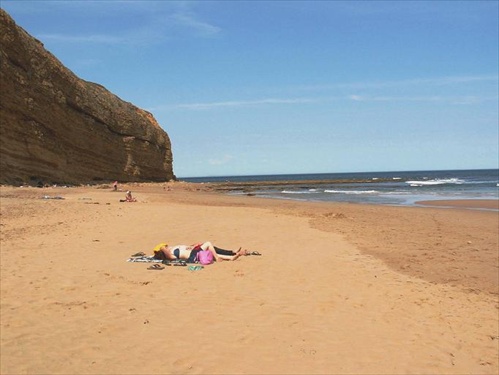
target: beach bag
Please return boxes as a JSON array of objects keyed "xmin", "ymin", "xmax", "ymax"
[{"xmin": 196, "ymin": 250, "xmax": 214, "ymax": 265}]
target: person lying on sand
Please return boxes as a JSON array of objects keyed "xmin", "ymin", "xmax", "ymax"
[{"xmin": 153, "ymin": 241, "xmax": 245, "ymax": 262}]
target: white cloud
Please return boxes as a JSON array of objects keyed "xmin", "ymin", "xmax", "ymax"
[
  {"xmin": 37, "ymin": 33, "xmax": 126, "ymax": 45},
  {"xmin": 348, "ymin": 94, "xmax": 444, "ymax": 102},
  {"xmin": 157, "ymin": 97, "xmax": 319, "ymax": 111},
  {"xmin": 151, "ymin": 90, "xmax": 496, "ymax": 112},
  {"xmin": 393, "ymin": 75, "xmax": 499, "ymax": 87},
  {"xmin": 346, "ymin": 94, "xmax": 498, "ymax": 104},
  {"xmin": 348, "ymin": 95, "xmax": 363, "ymax": 101},
  {"xmin": 170, "ymin": 12, "xmax": 221, "ymax": 37},
  {"xmin": 32, "ymin": 2, "xmax": 221, "ymax": 46},
  {"xmin": 299, "ymin": 75, "xmax": 499, "ymax": 91}
]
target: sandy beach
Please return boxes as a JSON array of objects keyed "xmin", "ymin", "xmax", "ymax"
[{"xmin": 1, "ymin": 183, "xmax": 498, "ymax": 374}]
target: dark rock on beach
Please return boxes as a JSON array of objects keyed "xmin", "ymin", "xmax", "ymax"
[{"xmin": 0, "ymin": 9, "xmax": 175, "ymax": 186}]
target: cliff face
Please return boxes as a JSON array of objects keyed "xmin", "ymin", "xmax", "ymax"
[{"xmin": 0, "ymin": 9, "xmax": 175, "ymax": 186}]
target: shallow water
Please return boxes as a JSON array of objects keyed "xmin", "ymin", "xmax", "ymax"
[{"xmin": 181, "ymin": 169, "xmax": 499, "ymax": 207}]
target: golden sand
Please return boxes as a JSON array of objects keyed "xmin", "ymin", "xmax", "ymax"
[{"xmin": 1, "ymin": 183, "xmax": 498, "ymax": 374}]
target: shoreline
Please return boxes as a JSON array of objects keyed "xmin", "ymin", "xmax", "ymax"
[
  {"xmin": 416, "ymin": 199, "xmax": 499, "ymax": 210},
  {"xmin": 4, "ymin": 180, "xmax": 498, "ymax": 210},
  {"xmin": 1, "ymin": 183, "xmax": 498, "ymax": 374}
]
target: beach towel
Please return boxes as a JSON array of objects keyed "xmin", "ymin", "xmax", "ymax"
[{"xmin": 126, "ymin": 256, "xmax": 162, "ymax": 263}]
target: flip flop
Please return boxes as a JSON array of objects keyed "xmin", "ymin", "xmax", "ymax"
[
  {"xmin": 250, "ymin": 251, "xmax": 262, "ymax": 256},
  {"xmin": 163, "ymin": 260, "xmax": 187, "ymax": 266},
  {"xmin": 131, "ymin": 251, "xmax": 146, "ymax": 257},
  {"xmin": 147, "ymin": 264, "xmax": 164, "ymax": 270},
  {"xmin": 188, "ymin": 265, "xmax": 204, "ymax": 271}
]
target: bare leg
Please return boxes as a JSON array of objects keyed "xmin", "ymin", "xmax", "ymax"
[
  {"xmin": 215, "ymin": 253, "xmax": 242, "ymax": 261},
  {"xmin": 200, "ymin": 242, "xmax": 242, "ymax": 261},
  {"xmin": 200, "ymin": 242, "xmax": 222, "ymax": 262},
  {"xmin": 235, "ymin": 248, "xmax": 249, "ymax": 256}
]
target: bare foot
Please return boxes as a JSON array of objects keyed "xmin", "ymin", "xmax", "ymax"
[{"xmin": 237, "ymin": 248, "xmax": 250, "ymax": 256}]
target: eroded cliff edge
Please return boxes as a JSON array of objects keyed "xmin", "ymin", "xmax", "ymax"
[{"xmin": 0, "ymin": 9, "xmax": 175, "ymax": 186}]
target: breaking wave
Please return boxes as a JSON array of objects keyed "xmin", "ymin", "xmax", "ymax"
[
  {"xmin": 406, "ymin": 178, "xmax": 465, "ymax": 187},
  {"xmin": 324, "ymin": 189, "xmax": 378, "ymax": 195},
  {"xmin": 281, "ymin": 189, "xmax": 319, "ymax": 194}
]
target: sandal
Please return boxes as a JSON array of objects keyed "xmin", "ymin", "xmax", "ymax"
[
  {"xmin": 188, "ymin": 265, "xmax": 204, "ymax": 271},
  {"xmin": 147, "ymin": 264, "xmax": 165, "ymax": 270},
  {"xmin": 163, "ymin": 260, "xmax": 187, "ymax": 266}
]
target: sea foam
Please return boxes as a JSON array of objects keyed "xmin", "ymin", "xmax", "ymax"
[
  {"xmin": 406, "ymin": 178, "xmax": 464, "ymax": 186},
  {"xmin": 325, "ymin": 189, "xmax": 378, "ymax": 195}
]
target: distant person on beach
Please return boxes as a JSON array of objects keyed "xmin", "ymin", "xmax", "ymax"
[
  {"xmin": 120, "ymin": 190, "xmax": 137, "ymax": 202},
  {"xmin": 153, "ymin": 241, "xmax": 245, "ymax": 262},
  {"xmin": 113, "ymin": 181, "xmax": 118, "ymax": 191}
]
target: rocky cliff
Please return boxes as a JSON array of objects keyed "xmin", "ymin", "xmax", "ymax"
[{"xmin": 0, "ymin": 9, "xmax": 175, "ymax": 186}]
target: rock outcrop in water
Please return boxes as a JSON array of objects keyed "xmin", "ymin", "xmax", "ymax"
[{"xmin": 0, "ymin": 9, "xmax": 175, "ymax": 186}]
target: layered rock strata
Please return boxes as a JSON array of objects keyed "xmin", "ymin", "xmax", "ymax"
[{"xmin": 0, "ymin": 9, "xmax": 175, "ymax": 185}]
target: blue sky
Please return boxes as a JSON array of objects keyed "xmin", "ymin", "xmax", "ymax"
[{"xmin": 2, "ymin": 1, "xmax": 498, "ymax": 177}]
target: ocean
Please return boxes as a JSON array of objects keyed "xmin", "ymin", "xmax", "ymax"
[{"xmin": 180, "ymin": 169, "xmax": 499, "ymax": 208}]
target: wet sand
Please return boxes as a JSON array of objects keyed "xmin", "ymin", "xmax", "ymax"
[
  {"xmin": 1, "ymin": 183, "xmax": 498, "ymax": 374},
  {"xmin": 417, "ymin": 199, "xmax": 499, "ymax": 210}
]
